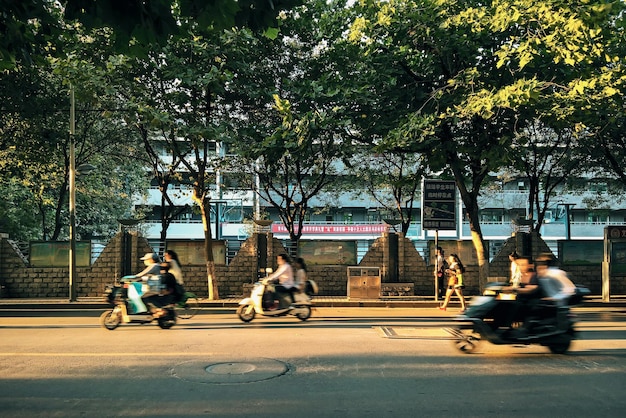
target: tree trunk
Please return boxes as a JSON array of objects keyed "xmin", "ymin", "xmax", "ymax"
[{"xmin": 198, "ymin": 195, "xmax": 219, "ymax": 300}]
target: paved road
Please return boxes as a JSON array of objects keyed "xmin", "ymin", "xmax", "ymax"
[{"xmin": 1, "ymin": 307, "xmax": 625, "ymax": 417}]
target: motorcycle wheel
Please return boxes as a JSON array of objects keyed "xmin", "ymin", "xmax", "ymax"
[
  {"xmin": 237, "ymin": 304, "xmax": 256, "ymax": 322},
  {"xmin": 100, "ymin": 309, "xmax": 120, "ymax": 330},
  {"xmin": 547, "ymin": 334, "xmax": 572, "ymax": 354},
  {"xmin": 295, "ymin": 305, "xmax": 312, "ymax": 321},
  {"xmin": 157, "ymin": 313, "xmax": 176, "ymax": 329},
  {"xmin": 454, "ymin": 331, "xmax": 481, "ymax": 354}
]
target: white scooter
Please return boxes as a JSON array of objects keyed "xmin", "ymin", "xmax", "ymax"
[{"xmin": 237, "ymin": 275, "xmax": 318, "ymax": 323}]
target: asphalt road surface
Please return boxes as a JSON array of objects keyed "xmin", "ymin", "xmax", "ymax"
[{"xmin": 1, "ymin": 307, "xmax": 625, "ymax": 417}]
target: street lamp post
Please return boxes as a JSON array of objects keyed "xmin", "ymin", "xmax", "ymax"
[
  {"xmin": 69, "ymin": 85, "xmax": 77, "ymax": 302},
  {"xmin": 69, "ymin": 85, "xmax": 95, "ymax": 301},
  {"xmin": 558, "ymin": 203, "xmax": 576, "ymax": 240}
]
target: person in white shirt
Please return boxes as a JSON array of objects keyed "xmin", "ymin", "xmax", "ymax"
[
  {"xmin": 535, "ymin": 253, "xmax": 576, "ymax": 305},
  {"xmin": 293, "ymin": 257, "xmax": 308, "ymax": 294},
  {"xmin": 164, "ymin": 250, "xmax": 184, "ymax": 285},
  {"xmin": 265, "ymin": 253, "xmax": 295, "ymax": 307},
  {"xmin": 509, "ymin": 251, "xmax": 522, "ymax": 287}
]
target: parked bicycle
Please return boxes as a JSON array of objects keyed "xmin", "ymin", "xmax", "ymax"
[{"xmin": 175, "ymin": 291, "xmax": 200, "ymax": 319}]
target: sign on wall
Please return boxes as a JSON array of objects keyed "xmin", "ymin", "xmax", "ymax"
[
  {"xmin": 559, "ymin": 240, "xmax": 603, "ymax": 265},
  {"xmin": 298, "ymin": 240, "xmax": 357, "ymax": 265},
  {"xmin": 422, "ymin": 179, "xmax": 457, "ymax": 231},
  {"xmin": 30, "ymin": 241, "xmax": 91, "ymax": 267},
  {"xmin": 271, "ymin": 224, "xmax": 387, "ymax": 235},
  {"xmin": 167, "ymin": 240, "xmax": 226, "ymax": 266}
]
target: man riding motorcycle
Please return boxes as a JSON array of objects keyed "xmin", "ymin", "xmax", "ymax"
[
  {"xmin": 500, "ymin": 256, "xmax": 540, "ymax": 334},
  {"xmin": 264, "ymin": 253, "xmax": 296, "ymax": 309},
  {"xmin": 500, "ymin": 254, "xmax": 576, "ymax": 337}
]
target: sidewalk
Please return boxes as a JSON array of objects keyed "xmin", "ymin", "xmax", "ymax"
[{"xmin": 0, "ymin": 295, "xmax": 624, "ymax": 310}]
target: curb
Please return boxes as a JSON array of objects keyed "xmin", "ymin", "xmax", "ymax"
[{"xmin": 0, "ymin": 296, "xmax": 624, "ymax": 310}]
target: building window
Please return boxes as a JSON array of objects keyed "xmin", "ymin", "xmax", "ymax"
[
  {"xmin": 589, "ymin": 181, "xmax": 607, "ymax": 192},
  {"xmin": 481, "ymin": 209, "xmax": 504, "ymax": 223}
]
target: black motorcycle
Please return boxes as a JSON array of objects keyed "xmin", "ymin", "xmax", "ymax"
[{"xmin": 447, "ymin": 280, "xmax": 589, "ymax": 354}]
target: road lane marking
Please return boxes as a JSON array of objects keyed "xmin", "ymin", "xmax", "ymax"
[{"xmin": 377, "ymin": 326, "xmax": 454, "ymax": 339}]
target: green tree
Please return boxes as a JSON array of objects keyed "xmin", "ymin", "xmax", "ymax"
[
  {"xmin": 508, "ymin": 120, "xmax": 585, "ymax": 230},
  {"xmin": 1, "ymin": 0, "xmax": 304, "ymax": 70},
  {"xmin": 0, "ymin": 21, "xmax": 146, "ymax": 241},
  {"xmin": 117, "ymin": 29, "xmax": 267, "ymax": 299},
  {"xmin": 226, "ymin": 1, "xmax": 358, "ymax": 249},
  {"xmin": 347, "ymin": 0, "xmax": 623, "ymax": 287},
  {"xmin": 234, "ymin": 95, "xmax": 345, "ymax": 251},
  {"xmin": 0, "ymin": 0, "xmax": 63, "ymax": 69},
  {"xmin": 348, "ymin": 151, "xmax": 426, "ymax": 235}
]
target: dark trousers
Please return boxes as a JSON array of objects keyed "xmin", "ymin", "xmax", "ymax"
[
  {"xmin": 142, "ymin": 294, "xmax": 173, "ymax": 310},
  {"xmin": 274, "ymin": 285, "xmax": 296, "ymax": 306}
]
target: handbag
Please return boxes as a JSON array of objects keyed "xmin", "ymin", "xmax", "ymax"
[
  {"xmin": 447, "ymin": 275, "xmax": 457, "ymax": 286},
  {"xmin": 456, "ymin": 273, "xmax": 464, "ymax": 287}
]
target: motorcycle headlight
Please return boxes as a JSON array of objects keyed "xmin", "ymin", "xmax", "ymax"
[{"xmin": 496, "ymin": 293, "xmax": 516, "ymax": 300}]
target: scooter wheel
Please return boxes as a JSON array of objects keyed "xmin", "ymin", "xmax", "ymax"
[
  {"xmin": 237, "ymin": 304, "xmax": 256, "ymax": 322},
  {"xmin": 295, "ymin": 305, "xmax": 311, "ymax": 321},
  {"xmin": 100, "ymin": 309, "xmax": 120, "ymax": 330},
  {"xmin": 157, "ymin": 314, "xmax": 176, "ymax": 329},
  {"xmin": 454, "ymin": 332, "xmax": 481, "ymax": 354}
]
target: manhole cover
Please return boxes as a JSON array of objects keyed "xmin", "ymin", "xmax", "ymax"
[
  {"xmin": 172, "ymin": 358, "xmax": 290, "ymax": 384},
  {"xmin": 206, "ymin": 362, "xmax": 257, "ymax": 375}
]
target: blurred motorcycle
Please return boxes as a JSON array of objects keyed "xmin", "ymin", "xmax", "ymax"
[
  {"xmin": 237, "ymin": 277, "xmax": 318, "ymax": 323},
  {"xmin": 100, "ymin": 276, "xmax": 176, "ymax": 330},
  {"xmin": 447, "ymin": 279, "xmax": 589, "ymax": 354}
]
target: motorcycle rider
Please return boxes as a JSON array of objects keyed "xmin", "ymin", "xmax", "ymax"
[
  {"xmin": 264, "ymin": 253, "xmax": 296, "ymax": 309},
  {"xmin": 122, "ymin": 253, "xmax": 161, "ymax": 313},
  {"xmin": 502, "ymin": 256, "xmax": 541, "ymax": 335},
  {"xmin": 135, "ymin": 253, "xmax": 161, "ymax": 278}
]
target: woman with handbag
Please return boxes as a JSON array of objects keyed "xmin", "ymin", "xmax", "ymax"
[{"xmin": 438, "ymin": 253, "xmax": 467, "ymax": 312}]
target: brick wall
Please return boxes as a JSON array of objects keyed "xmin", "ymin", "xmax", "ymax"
[
  {"xmin": 489, "ymin": 232, "xmax": 603, "ymax": 293},
  {"xmin": 0, "ymin": 231, "xmax": 621, "ymax": 298}
]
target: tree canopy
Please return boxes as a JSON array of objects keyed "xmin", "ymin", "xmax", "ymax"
[{"xmin": 1, "ymin": 0, "xmax": 625, "ymax": 289}]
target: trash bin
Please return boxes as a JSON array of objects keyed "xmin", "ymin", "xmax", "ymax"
[{"xmin": 347, "ymin": 267, "xmax": 381, "ymax": 299}]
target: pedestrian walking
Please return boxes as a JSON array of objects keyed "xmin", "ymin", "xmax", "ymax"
[{"xmin": 438, "ymin": 253, "xmax": 467, "ymax": 312}]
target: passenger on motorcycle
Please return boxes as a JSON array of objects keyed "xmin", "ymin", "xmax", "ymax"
[
  {"xmin": 293, "ymin": 257, "xmax": 308, "ymax": 294},
  {"xmin": 264, "ymin": 253, "xmax": 296, "ymax": 308},
  {"xmin": 142, "ymin": 262, "xmax": 177, "ymax": 317},
  {"xmin": 535, "ymin": 253, "xmax": 576, "ymax": 305}
]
